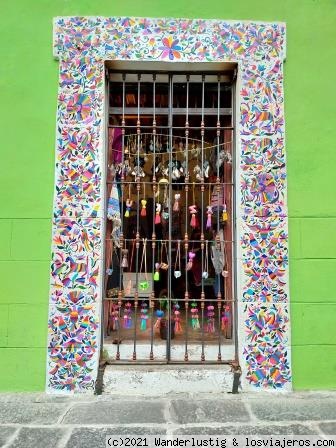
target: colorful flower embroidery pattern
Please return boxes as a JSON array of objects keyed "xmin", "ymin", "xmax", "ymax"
[
  {"xmin": 50, "ymin": 17, "xmax": 289, "ymax": 392},
  {"xmin": 159, "ymin": 36, "xmax": 182, "ymax": 60}
]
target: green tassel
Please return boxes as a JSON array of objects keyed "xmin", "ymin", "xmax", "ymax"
[{"xmin": 153, "ymin": 271, "xmax": 160, "ymax": 281}]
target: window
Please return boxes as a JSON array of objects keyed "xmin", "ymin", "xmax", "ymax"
[{"xmin": 104, "ymin": 69, "xmax": 236, "ymax": 363}]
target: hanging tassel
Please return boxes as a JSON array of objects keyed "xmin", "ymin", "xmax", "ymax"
[
  {"xmin": 123, "ymin": 302, "xmax": 132, "ymax": 329},
  {"xmin": 121, "ymin": 249, "xmax": 128, "ymax": 268},
  {"xmin": 125, "ymin": 199, "xmax": 132, "ymax": 217},
  {"xmin": 206, "ymin": 205, "xmax": 213, "ymax": 229},
  {"xmin": 222, "ymin": 203, "xmax": 228, "ymax": 222},
  {"xmin": 153, "ymin": 262, "xmax": 160, "ymax": 281},
  {"xmin": 206, "ymin": 305, "xmax": 215, "ymax": 333},
  {"xmin": 154, "ymin": 309, "xmax": 164, "ymax": 329},
  {"xmin": 155, "ymin": 203, "xmax": 161, "ymax": 224},
  {"xmin": 190, "ymin": 302, "xmax": 200, "ymax": 329},
  {"xmin": 140, "ymin": 302, "xmax": 148, "ymax": 331},
  {"xmin": 173, "ymin": 304, "xmax": 182, "ymax": 333},
  {"xmin": 140, "ymin": 199, "xmax": 147, "ymax": 217},
  {"xmin": 186, "ymin": 251, "xmax": 196, "ymax": 271},
  {"xmin": 189, "ymin": 205, "xmax": 197, "ymax": 228},
  {"xmin": 173, "ymin": 194, "xmax": 180, "ymax": 212},
  {"xmin": 221, "ymin": 305, "xmax": 231, "ymax": 331}
]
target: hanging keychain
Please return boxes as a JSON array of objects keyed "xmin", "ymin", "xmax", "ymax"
[
  {"xmin": 123, "ymin": 301, "xmax": 132, "ymax": 329},
  {"xmin": 139, "ymin": 238, "xmax": 149, "ymax": 291},
  {"xmin": 121, "ymin": 241, "xmax": 129, "ymax": 269},
  {"xmin": 186, "ymin": 250, "xmax": 196, "ymax": 271},
  {"xmin": 206, "ymin": 187, "xmax": 213, "ymax": 229},
  {"xmin": 140, "ymin": 301, "xmax": 148, "ymax": 331},
  {"xmin": 173, "ymin": 303, "xmax": 182, "ymax": 333},
  {"xmin": 190, "ymin": 301, "xmax": 200, "ymax": 329},
  {"xmin": 125, "ymin": 239, "xmax": 136, "ymax": 295},
  {"xmin": 202, "ymin": 240, "xmax": 209, "ymax": 279},
  {"xmin": 141, "ymin": 183, "xmax": 147, "ymax": 217},
  {"xmin": 206, "ymin": 305, "xmax": 215, "ymax": 333},
  {"xmin": 125, "ymin": 184, "xmax": 132, "ymax": 217},
  {"xmin": 154, "ymin": 241, "xmax": 161, "ymax": 281},
  {"xmin": 174, "ymin": 240, "xmax": 182, "ymax": 278},
  {"xmin": 155, "ymin": 203, "xmax": 162, "ymax": 224},
  {"xmin": 173, "ymin": 193, "xmax": 180, "ymax": 212},
  {"xmin": 160, "ymin": 241, "xmax": 169, "ymax": 270},
  {"xmin": 222, "ymin": 185, "xmax": 228, "ymax": 222},
  {"xmin": 189, "ymin": 183, "xmax": 197, "ymax": 228}
]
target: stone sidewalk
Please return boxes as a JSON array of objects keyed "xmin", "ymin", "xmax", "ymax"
[{"xmin": 0, "ymin": 392, "xmax": 336, "ymax": 448}]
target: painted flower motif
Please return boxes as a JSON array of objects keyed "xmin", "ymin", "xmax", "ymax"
[
  {"xmin": 66, "ymin": 94, "xmax": 91, "ymax": 121},
  {"xmin": 159, "ymin": 36, "xmax": 182, "ymax": 60}
]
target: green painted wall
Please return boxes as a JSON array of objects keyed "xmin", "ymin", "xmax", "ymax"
[{"xmin": 1, "ymin": 0, "xmax": 335, "ymax": 391}]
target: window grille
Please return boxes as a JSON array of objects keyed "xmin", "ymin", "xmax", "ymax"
[{"xmin": 104, "ymin": 70, "xmax": 236, "ymax": 363}]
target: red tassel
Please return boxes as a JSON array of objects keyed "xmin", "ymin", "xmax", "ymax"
[
  {"xmin": 190, "ymin": 213, "xmax": 196, "ymax": 228},
  {"xmin": 141, "ymin": 208, "xmax": 146, "ymax": 217}
]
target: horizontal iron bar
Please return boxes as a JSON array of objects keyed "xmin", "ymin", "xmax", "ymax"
[{"xmin": 110, "ymin": 107, "xmax": 232, "ymax": 116}]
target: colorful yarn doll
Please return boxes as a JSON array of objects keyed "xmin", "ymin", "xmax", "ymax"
[
  {"xmin": 206, "ymin": 305, "xmax": 215, "ymax": 333},
  {"xmin": 111, "ymin": 302, "xmax": 120, "ymax": 331},
  {"xmin": 206, "ymin": 205, "xmax": 213, "ymax": 229},
  {"xmin": 140, "ymin": 302, "xmax": 148, "ymax": 331},
  {"xmin": 222, "ymin": 203, "xmax": 228, "ymax": 222},
  {"xmin": 125, "ymin": 199, "xmax": 132, "ymax": 218},
  {"xmin": 140, "ymin": 199, "xmax": 147, "ymax": 217},
  {"xmin": 153, "ymin": 262, "xmax": 160, "ymax": 281},
  {"xmin": 173, "ymin": 303, "xmax": 182, "ymax": 333},
  {"xmin": 173, "ymin": 193, "xmax": 181, "ymax": 212},
  {"xmin": 221, "ymin": 305, "xmax": 231, "ymax": 333},
  {"xmin": 155, "ymin": 203, "xmax": 162, "ymax": 224},
  {"xmin": 154, "ymin": 309, "xmax": 164, "ymax": 329},
  {"xmin": 189, "ymin": 205, "xmax": 197, "ymax": 228},
  {"xmin": 186, "ymin": 251, "xmax": 196, "ymax": 271},
  {"xmin": 123, "ymin": 302, "xmax": 132, "ymax": 329},
  {"xmin": 190, "ymin": 302, "xmax": 200, "ymax": 329}
]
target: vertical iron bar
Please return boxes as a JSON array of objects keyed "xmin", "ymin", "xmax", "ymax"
[
  {"xmin": 216, "ymin": 74, "xmax": 222, "ymax": 362},
  {"xmin": 133, "ymin": 73, "xmax": 141, "ymax": 360},
  {"xmin": 232, "ymin": 76, "xmax": 239, "ymax": 362},
  {"xmin": 116, "ymin": 73, "xmax": 126, "ymax": 361},
  {"xmin": 184, "ymin": 74, "xmax": 190, "ymax": 362},
  {"xmin": 200, "ymin": 74, "xmax": 205, "ymax": 362},
  {"xmin": 167, "ymin": 73, "xmax": 173, "ymax": 362},
  {"xmin": 150, "ymin": 73, "xmax": 156, "ymax": 361}
]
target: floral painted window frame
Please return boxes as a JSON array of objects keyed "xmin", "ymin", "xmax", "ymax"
[{"xmin": 48, "ymin": 17, "xmax": 290, "ymax": 393}]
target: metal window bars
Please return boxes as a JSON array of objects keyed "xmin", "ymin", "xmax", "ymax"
[{"xmin": 104, "ymin": 71, "xmax": 236, "ymax": 364}]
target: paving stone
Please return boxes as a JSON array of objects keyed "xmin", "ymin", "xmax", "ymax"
[
  {"xmin": 8, "ymin": 427, "xmax": 67, "ymax": 448},
  {"xmin": 250, "ymin": 399, "xmax": 336, "ymax": 422},
  {"xmin": 0, "ymin": 402, "xmax": 68, "ymax": 424},
  {"xmin": 173, "ymin": 424, "xmax": 318, "ymax": 435},
  {"xmin": 319, "ymin": 422, "xmax": 336, "ymax": 435},
  {"xmin": 0, "ymin": 427, "xmax": 17, "ymax": 447},
  {"xmin": 170, "ymin": 399, "xmax": 249, "ymax": 424},
  {"xmin": 64, "ymin": 401, "xmax": 165, "ymax": 424},
  {"xmin": 66, "ymin": 427, "xmax": 166, "ymax": 448}
]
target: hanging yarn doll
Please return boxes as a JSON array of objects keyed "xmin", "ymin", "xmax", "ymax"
[
  {"xmin": 206, "ymin": 205, "xmax": 213, "ymax": 230},
  {"xmin": 140, "ymin": 302, "xmax": 148, "ymax": 331},
  {"xmin": 123, "ymin": 302, "xmax": 132, "ymax": 329},
  {"xmin": 121, "ymin": 245, "xmax": 128, "ymax": 268},
  {"xmin": 222, "ymin": 202, "xmax": 228, "ymax": 222},
  {"xmin": 155, "ymin": 203, "xmax": 162, "ymax": 224},
  {"xmin": 154, "ymin": 309, "xmax": 164, "ymax": 329},
  {"xmin": 186, "ymin": 251, "xmax": 196, "ymax": 271},
  {"xmin": 190, "ymin": 301, "xmax": 200, "ymax": 329},
  {"xmin": 154, "ymin": 262, "xmax": 160, "ymax": 281},
  {"xmin": 174, "ymin": 240, "xmax": 182, "ymax": 278},
  {"xmin": 189, "ymin": 183, "xmax": 198, "ymax": 228},
  {"xmin": 125, "ymin": 199, "xmax": 132, "ymax": 218},
  {"xmin": 221, "ymin": 305, "xmax": 231, "ymax": 335},
  {"xmin": 110, "ymin": 302, "xmax": 120, "ymax": 331},
  {"xmin": 173, "ymin": 193, "xmax": 180, "ymax": 212},
  {"xmin": 173, "ymin": 303, "xmax": 182, "ymax": 334},
  {"xmin": 206, "ymin": 305, "xmax": 215, "ymax": 333},
  {"xmin": 140, "ymin": 183, "xmax": 147, "ymax": 217}
]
